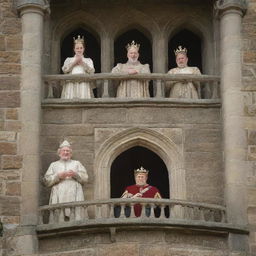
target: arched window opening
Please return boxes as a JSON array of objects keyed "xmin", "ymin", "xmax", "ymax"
[
  {"xmin": 114, "ymin": 29, "xmax": 153, "ymax": 96},
  {"xmin": 110, "ymin": 146, "xmax": 169, "ymax": 199},
  {"xmin": 61, "ymin": 27, "xmax": 101, "ymax": 74},
  {"xmin": 168, "ymin": 29, "xmax": 202, "ymax": 72}
]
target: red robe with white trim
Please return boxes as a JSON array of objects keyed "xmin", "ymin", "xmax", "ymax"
[{"xmin": 121, "ymin": 184, "xmax": 161, "ymax": 216}]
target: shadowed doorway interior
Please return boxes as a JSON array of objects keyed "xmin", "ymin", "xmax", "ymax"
[{"xmin": 110, "ymin": 146, "xmax": 169, "ymax": 199}]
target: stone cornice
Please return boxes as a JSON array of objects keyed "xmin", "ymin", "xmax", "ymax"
[
  {"xmin": 16, "ymin": 0, "xmax": 50, "ymax": 14},
  {"xmin": 215, "ymin": 0, "xmax": 247, "ymax": 16}
]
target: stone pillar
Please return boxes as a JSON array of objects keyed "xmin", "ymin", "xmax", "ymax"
[
  {"xmin": 16, "ymin": 0, "xmax": 48, "ymax": 254},
  {"xmin": 217, "ymin": 0, "xmax": 249, "ymax": 254},
  {"xmin": 101, "ymin": 34, "xmax": 113, "ymax": 72},
  {"xmin": 152, "ymin": 33, "xmax": 167, "ymax": 73}
]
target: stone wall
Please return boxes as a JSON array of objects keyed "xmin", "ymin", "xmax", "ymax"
[
  {"xmin": 0, "ymin": 0, "xmax": 21, "ymax": 255},
  {"xmin": 41, "ymin": 105, "xmax": 223, "ymax": 206},
  {"xmin": 242, "ymin": 0, "xmax": 256, "ymax": 255},
  {"xmin": 38, "ymin": 229, "xmax": 228, "ymax": 256}
]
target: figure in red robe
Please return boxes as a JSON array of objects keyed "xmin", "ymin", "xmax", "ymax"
[{"xmin": 120, "ymin": 167, "xmax": 161, "ymax": 217}]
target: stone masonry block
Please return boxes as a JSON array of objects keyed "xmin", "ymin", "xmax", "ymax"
[
  {"xmin": 6, "ymin": 182, "xmax": 21, "ymax": 196},
  {"xmin": 98, "ymin": 243, "xmax": 139, "ymax": 256},
  {"xmin": 0, "ymin": 196, "xmax": 20, "ymax": 215},
  {"xmin": 0, "ymin": 51, "xmax": 20, "ymax": 63},
  {"xmin": 0, "ymin": 91, "xmax": 20, "ymax": 108},
  {"xmin": 2, "ymin": 155, "xmax": 22, "ymax": 169},
  {"xmin": 0, "ymin": 76, "xmax": 20, "ymax": 90},
  {"xmin": 0, "ymin": 18, "xmax": 21, "ymax": 35},
  {"xmin": 0, "ymin": 63, "xmax": 21, "ymax": 74},
  {"xmin": 248, "ymin": 187, "xmax": 256, "ymax": 206},
  {"xmin": 248, "ymin": 130, "xmax": 256, "ymax": 145},
  {"xmin": 84, "ymin": 108, "xmax": 127, "ymax": 124},
  {"xmin": 5, "ymin": 35, "xmax": 22, "ymax": 51},
  {"xmin": 5, "ymin": 108, "xmax": 18, "ymax": 120},
  {"xmin": 0, "ymin": 36, "xmax": 5, "ymax": 51},
  {"xmin": 184, "ymin": 129, "xmax": 221, "ymax": 152},
  {"xmin": 248, "ymin": 146, "xmax": 256, "ymax": 160},
  {"xmin": 0, "ymin": 131, "xmax": 16, "ymax": 141},
  {"xmin": 42, "ymin": 109, "xmax": 82, "ymax": 124},
  {"xmin": 4, "ymin": 120, "xmax": 21, "ymax": 132},
  {"xmin": 0, "ymin": 142, "xmax": 16, "ymax": 154}
]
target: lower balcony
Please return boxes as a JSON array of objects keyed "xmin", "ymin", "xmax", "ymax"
[{"xmin": 37, "ymin": 199, "xmax": 248, "ymax": 237}]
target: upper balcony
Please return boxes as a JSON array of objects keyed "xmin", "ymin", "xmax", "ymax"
[{"xmin": 42, "ymin": 73, "xmax": 221, "ymax": 107}]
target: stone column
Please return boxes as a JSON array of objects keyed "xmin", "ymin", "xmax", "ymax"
[
  {"xmin": 16, "ymin": 0, "xmax": 48, "ymax": 254},
  {"xmin": 217, "ymin": 0, "xmax": 248, "ymax": 254}
]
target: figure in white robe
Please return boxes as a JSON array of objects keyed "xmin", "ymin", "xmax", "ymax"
[
  {"xmin": 44, "ymin": 140, "xmax": 88, "ymax": 220},
  {"xmin": 168, "ymin": 46, "xmax": 201, "ymax": 99},
  {"xmin": 111, "ymin": 40, "xmax": 150, "ymax": 98},
  {"xmin": 61, "ymin": 35, "xmax": 95, "ymax": 99}
]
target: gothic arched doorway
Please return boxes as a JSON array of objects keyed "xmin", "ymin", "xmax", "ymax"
[
  {"xmin": 168, "ymin": 29, "xmax": 202, "ymax": 71},
  {"xmin": 110, "ymin": 146, "xmax": 169, "ymax": 199},
  {"xmin": 61, "ymin": 27, "xmax": 101, "ymax": 74}
]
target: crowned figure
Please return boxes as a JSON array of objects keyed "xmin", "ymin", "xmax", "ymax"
[
  {"xmin": 44, "ymin": 140, "xmax": 88, "ymax": 220},
  {"xmin": 167, "ymin": 46, "xmax": 201, "ymax": 99},
  {"xmin": 61, "ymin": 35, "xmax": 95, "ymax": 99},
  {"xmin": 111, "ymin": 40, "xmax": 151, "ymax": 98},
  {"xmin": 120, "ymin": 167, "xmax": 161, "ymax": 217}
]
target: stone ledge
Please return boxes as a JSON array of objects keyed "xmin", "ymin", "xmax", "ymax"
[
  {"xmin": 37, "ymin": 218, "xmax": 249, "ymax": 237},
  {"xmin": 42, "ymin": 99, "xmax": 221, "ymax": 109}
]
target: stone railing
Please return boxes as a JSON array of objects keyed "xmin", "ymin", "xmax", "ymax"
[
  {"xmin": 38, "ymin": 198, "xmax": 226, "ymax": 225},
  {"xmin": 43, "ymin": 73, "xmax": 220, "ymax": 99}
]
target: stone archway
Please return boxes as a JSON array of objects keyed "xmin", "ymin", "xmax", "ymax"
[{"xmin": 94, "ymin": 127, "xmax": 185, "ymax": 201}]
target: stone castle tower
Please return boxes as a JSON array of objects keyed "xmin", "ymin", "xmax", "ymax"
[{"xmin": 0, "ymin": 0, "xmax": 256, "ymax": 255}]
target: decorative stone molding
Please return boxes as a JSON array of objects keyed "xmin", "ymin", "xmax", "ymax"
[
  {"xmin": 94, "ymin": 127, "xmax": 186, "ymax": 201},
  {"xmin": 16, "ymin": 0, "xmax": 50, "ymax": 14},
  {"xmin": 244, "ymin": 92, "xmax": 256, "ymax": 116},
  {"xmin": 215, "ymin": 0, "xmax": 247, "ymax": 16}
]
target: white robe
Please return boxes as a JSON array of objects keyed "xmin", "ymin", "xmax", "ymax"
[
  {"xmin": 44, "ymin": 159, "xmax": 88, "ymax": 220},
  {"xmin": 111, "ymin": 61, "xmax": 150, "ymax": 98},
  {"xmin": 168, "ymin": 66, "xmax": 201, "ymax": 99},
  {"xmin": 61, "ymin": 57, "xmax": 95, "ymax": 99}
]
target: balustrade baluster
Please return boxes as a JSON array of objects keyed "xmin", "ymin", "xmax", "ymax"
[
  {"xmin": 38, "ymin": 212, "xmax": 43, "ymax": 225},
  {"xmin": 102, "ymin": 79, "xmax": 109, "ymax": 98},
  {"xmin": 109, "ymin": 204, "xmax": 114, "ymax": 218},
  {"xmin": 211, "ymin": 81, "xmax": 219, "ymax": 99},
  {"xmin": 130, "ymin": 203, "xmax": 136, "ymax": 218},
  {"xmin": 49, "ymin": 210, "xmax": 54, "ymax": 224},
  {"xmin": 220, "ymin": 210, "xmax": 226, "ymax": 223},
  {"xmin": 141, "ymin": 203, "xmax": 146, "ymax": 218},
  {"xmin": 147, "ymin": 204, "xmax": 153, "ymax": 218},
  {"xmin": 69, "ymin": 207, "xmax": 75, "ymax": 221},
  {"xmin": 159, "ymin": 204, "xmax": 165, "ymax": 219},
  {"xmin": 119, "ymin": 204, "xmax": 125, "ymax": 218},
  {"xmin": 95, "ymin": 204, "xmax": 102, "ymax": 219},
  {"xmin": 209, "ymin": 210, "xmax": 215, "ymax": 222},
  {"xmin": 155, "ymin": 79, "xmax": 163, "ymax": 98},
  {"xmin": 59, "ymin": 208, "xmax": 65, "ymax": 222},
  {"xmin": 199, "ymin": 207, "xmax": 205, "ymax": 221}
]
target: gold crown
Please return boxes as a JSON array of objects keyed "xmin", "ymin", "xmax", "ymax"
[
  {"xmin": 174, "ymin": 45, "xmax": 187, "ymax": 56},
  {"xmin": 134, "ymin": 166, "xmax": 149, "ymax": 175},
  {"xmin": 126, "ymin": 40, "xmax": 140, "ymax": 51},
  {"xmin": 73, "ymin": 35, "xmax": 85, "ymax": 45}
]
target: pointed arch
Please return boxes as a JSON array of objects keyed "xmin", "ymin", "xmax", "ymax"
[{"xmin": 94, "ymin": 128, "xmax": 186, "ymax": 201}]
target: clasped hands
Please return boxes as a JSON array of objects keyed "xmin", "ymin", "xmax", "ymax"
[
  {"xmin": 58, "ymin": 170, "xmax": 76, "ymax": 179},
  {"xmin": 131, "ymin": 192, "xmax": 143, "ymax": 198}
]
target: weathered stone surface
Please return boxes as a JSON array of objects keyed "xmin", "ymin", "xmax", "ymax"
[
  {"xmin": 0, "ymin": 91, "xmax": 20, "ymax": 107},
  {"xmin": 5, "ymin": 108, "xmax": 18, "ymax": 120},
  {"xmin": 0, "ymin": 18, "xmax": 21, "ymax": 34},
  {"xmin": 140, "ymin": 245, "xmax": 168, "ymax": 256},
  {"xmin": 0, "ymin": 131, "xmax": 16, "ymax": 141},
  {"xmin": 0, "ymin": 196, "xmax": 20, "ymax": 215},
  {"xmin": 248, "ymin": 187, "xmax": 256, "ymax": 206},
  {"xmin": 41, "ymin": 124, "xmax": 94, "ymax": 136},
  {"xmin": 2, "ymin": 155, "xmax": 22, "ymax": 169},
  {"xmin": 0, "ymin": 35, "xmax": 5, "ymax": 51},
  {"xmin": 98, "ymin": 243, "xmax": 139, "ymax": 256},
  {"xmin": 4, "ymin": 120, "xmax": 21, "ymax": 132},
  {"xmin": 0, "ymin": 63, "xmax": 21, "ymax": 74},
  {"xmin": 244, "ymin": 51, "xmax": 256, "ymax": 63},
  {"xmin": 0, "ymin": 75, "xmax": 20, "ymax": 90},
  {"xmin": 84, "ymin": 108, "xmax": 127, "ymax": 124},
  {"xmin": 5, "ymin": 35, "xmax": 22, "ymax": 51},
  {"xmin": 248, "ymin": 146, "xmax": 256, "ymax": 160},
  {"xmin": 248, "ymin": 130, "xmax": 256, "ymax": 145},
  {"xmin": 184, "ymin": 129, "xmax": 221, "ymax": 152},
  {"xmin": 0, "ymin": 142, "xmax": 16, "ymax": 154},
  {"xmin": 38, "ymin": 248, "xmax": 96, "ymax": 256},
  {"xmin": 6, "ymin": 182, "xmax": 21, "ymax": 196},
  {"xmin": 248, "ymin": 207, "xmax": 256, "ymax": 224},
  {"xmin": 0, "ymin": 51, "xmax": 20, "ymax": 63},
  {"xmin": 42, "ymin": 109, "xmax": 82, "ymax": 124}
]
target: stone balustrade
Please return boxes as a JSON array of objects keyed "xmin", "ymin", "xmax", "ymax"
[
  {"xmin": 43, "ymin": 73, "xmax": 220, "ymax": 99},
  {"xmin": 38, "ymin": 198, "xmax": 226, "ymax": 225}
]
